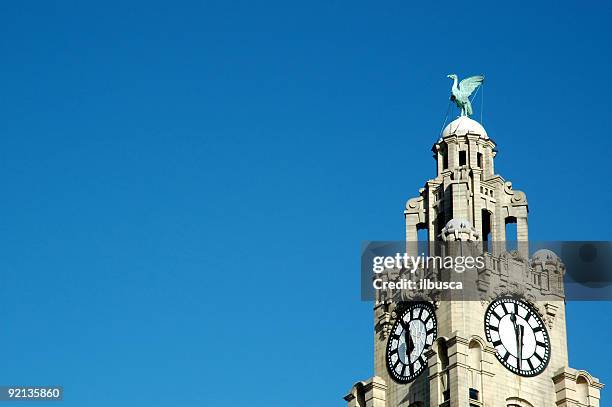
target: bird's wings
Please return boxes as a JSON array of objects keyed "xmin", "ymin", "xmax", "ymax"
[{"xmin": 458, "ymin": 75, "xmax": 484, "ymax": 97}]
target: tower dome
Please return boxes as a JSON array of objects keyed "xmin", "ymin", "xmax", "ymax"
[
  {"xmin": 442, "ymin": 116, "xmax": 488, "ymax": 140},
  {"xmin": 531, "ymin": 249, "xmax": 561, "ymax": 264}
]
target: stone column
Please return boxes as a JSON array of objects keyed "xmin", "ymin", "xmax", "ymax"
[
  {"xmin": 364, "ymin": 376, "xmax": 387, "ymax": 407},
  {"xmin": 427, "ymin": 349, "xmax": 442, "ymax": 406},
  {"xmin": 428, "ymin": 184, "xmax": 437, "ymax": 244},
  {"xmin": 515, "ymin": 206, "xmax": 529, "ymax": 259},
  {"xmin": 553, "ymin": 369, "xmax": 578, "ymax": 407},
  {"xmin": 447, "ymin": 138, "xmax": 458, "ymax": 169},
  {"xmin": 435, "ymin": 147, "xmax": 444, "ymax": 176},
  {"xmin": 451, "ymin": 182, "xmax": 470, "ymax": 221},
  {"xmin": 344, "ymin": 393, "xmax": 360, "ymax": 407},
  {"xmin": 492, "ymin": 189, "xmax": 505, "ymax": 256},
  {"xmin": 479, "ymin": 347, "xmax": 497, "ymax": 406},
  {"xmin": 344, "ymin": 376, "xmax": 388, "ymax": 407},
  {"xmin": 486, "ymin": 147, "xmax": 496, "ymax": 178},
  {"xmin": 467, "ymin": 138, "xmax": 478, "ymax": 168},
  {"xmin": 471, "ymin": 168, "xmax": 483, "ymax": 234},
  {"xmin": 406, "ymin": 212, "xmax": 419, "ymax": 258},
  {"xmin": 447, "ymin": 336, "xmax": 470, "ymax": 407},
  {"xmin": 553, "ymin": 368, "xmax": 604, "ymax": 407}
]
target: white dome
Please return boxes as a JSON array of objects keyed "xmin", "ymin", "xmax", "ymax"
[
  {"xmin": 531, "ymin": 249, "xmax": 560, "ymax": 263},
  {"xmin": 442, "ymin": 116, "xmax": 488, "ymax": 139}
]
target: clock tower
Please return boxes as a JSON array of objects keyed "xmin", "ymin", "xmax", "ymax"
[{"xmin": 345, "ymin": 116, "xmax": 604, "ymax": 407}]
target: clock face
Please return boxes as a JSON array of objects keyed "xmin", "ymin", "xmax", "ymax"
[
  {"xmin": 385, "ymin": 302, "xmax": 437, "ymax": 383},
  {"xmin": 484, "ymin": 298, "xmax": 551, "ymax": 377}
]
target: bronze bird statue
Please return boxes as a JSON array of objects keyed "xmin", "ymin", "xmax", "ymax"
[{"xmin": 447, "ymin": 74, "xmax": 484, "ymax": 117}]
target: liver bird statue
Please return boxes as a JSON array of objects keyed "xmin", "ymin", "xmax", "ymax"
[{"xmin": 447, "ymin": 74, "xmax": 484, "ymax": 117}]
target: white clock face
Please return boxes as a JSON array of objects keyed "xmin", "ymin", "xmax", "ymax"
[
  {"xmin": 386, "ymin": 302, "xmax": 437, "ymax": 383},
  {"xmin": 484, "ymin": 298, "xmax": 551, "ymax": 377}
]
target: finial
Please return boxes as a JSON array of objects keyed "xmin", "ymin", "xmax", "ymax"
[{"xmin": 447, "ymin": 74, "xmax": 484, "ymax": 117}]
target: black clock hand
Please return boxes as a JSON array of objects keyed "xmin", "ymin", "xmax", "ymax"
[
  {"xmin": 399, "ymin": 318, "xmax": 408, "ymax": 332},
  {"xmin": 405, "ymin": 328, "xmax": 415, "ymax": 360},
  {"xmin": 510, "ymin": 313, "xmax": 523, "ymax": 363},
  {"xmin": 517, "ymin": 324, "xmax": 524, "ymax": 363},
  {"xmin": 400, "ymin": 319, "xmax": 415, "ymax": 361}
]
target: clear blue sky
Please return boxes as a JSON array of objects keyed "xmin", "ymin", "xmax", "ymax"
[{"xmin": 0, "ymin": 1, "xmax": 610, "ymax": 406}]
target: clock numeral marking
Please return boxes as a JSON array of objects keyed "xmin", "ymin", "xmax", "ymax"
[
  {"xmin": 393, "ymin": 358, "xmax": 401, "ymax": 369},
  {"xmin": 502, "ymin": 302, "xmax": 510, "ymax": 314},
  {"xmin": 492, "ymin": 340, "xmax": 502, "ymax": 347},
  {"xmin": 502, "ymin": 351, "xmax": 510, "ymax": 362},
  {"xmin": 488, "ymin": 325, "xmax": 499, "ymax": 332},
  {"xmin": 526, "ymin": 358, "xmax": 535, "ymax": 371},
  {"xmin": 533, "ymin": 352, "xmax": 544, "ymax": 363},
  {"xmin": 536, "ymin": 341, "xmax": 547, "ymax": 348},
  {"xmin": 532, "ymin": 326, "xmax": 542, "ymax": 333}
]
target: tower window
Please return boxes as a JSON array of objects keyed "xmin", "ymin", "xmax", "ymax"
[
  {"xmin": 459, "ymin": 150, "xmax": 467, "ymax": 166},
  {"xmin": 417, "ymin": 224, "xmax": 428, "ymax": 254},
  {"xmin": 477, "ymin": 152, "xmax": 483, "ymax": 168},
  {"xmin": 435, "ymin": 213, "xmax": 446, "ymax": 244},
  {"xmin": 442, "ymin": 151, "xmax": 448, "ymax": 170},
  {"xmin": 482, "ymin": 209, "xmax": 492, "ymax": 253},
  {"xmin": 469, "ymin": 388, "xmax": 479, "ymax": 400},
  {"xmin": 505, "ymin": 216, "xmax": 517, "ymax": 252}
]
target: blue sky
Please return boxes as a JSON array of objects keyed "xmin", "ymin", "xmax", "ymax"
[{"xmin": 0, "ymin": 1, "xmax": 610, "ymax": 406}]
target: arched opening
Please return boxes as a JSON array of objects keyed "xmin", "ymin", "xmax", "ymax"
[
  {"xmin": 481, "ymin": 209, "xmax": 491, "ymax": 253},
  {"xmin": 468, "ymin": 340, "xmax": 482, "ymax": 370},
  {"xmin": 356, "ymin": 391, "xmax": 365, "ymax": 407},
  {"xmin": 576, "ymin": 376, "xmax": 589, "ymax": 405},
  {"xmin": 435, "ymin": 211, "xmax": 446, "ymax": 242},
  {"xmin": 417, "ymin": 223, "xmax": 428, "ymax": 258},
  {"xmin": 346, "ymin": 382, "xmax": 366, "ymax": 407},
  {"xmin": 437, "ymin": 339, "xmax": 450, "ymax": 402},
  {"xmin": 417, "ymin": 226, "xmax": 428, "ymax": 242},
  {"xmin": 506, "ymin": 397, "xmax": 535, "ymax": 407},
  {"xmin": 468, "ymin": 340, "xmax": 483, "ymax": 402},
  {"xmin": 439, "ymin": 340, "xmax": 449, "ymax": 369},
  {"xmin": 505, "ymin": 216, "xmax": 517, "ymax": 252}
]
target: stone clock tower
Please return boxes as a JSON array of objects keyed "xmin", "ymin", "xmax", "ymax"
[{"xmin": 345, "ymin": 116, "xmax": 604, "ymax": 407}]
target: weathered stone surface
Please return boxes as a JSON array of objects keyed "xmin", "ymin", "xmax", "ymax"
[{"xmin": 346, "ymin": 117, "xmax": 604, "ymax": 407}]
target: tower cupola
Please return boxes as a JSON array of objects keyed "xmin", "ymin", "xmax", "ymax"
[
  {"xmin": 406, "ymin": 117, "xmax": 529, "ymax": 257},
  {"xmin": 433, "ymin": 116, "xmax": 496, "ymax": 178}
]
